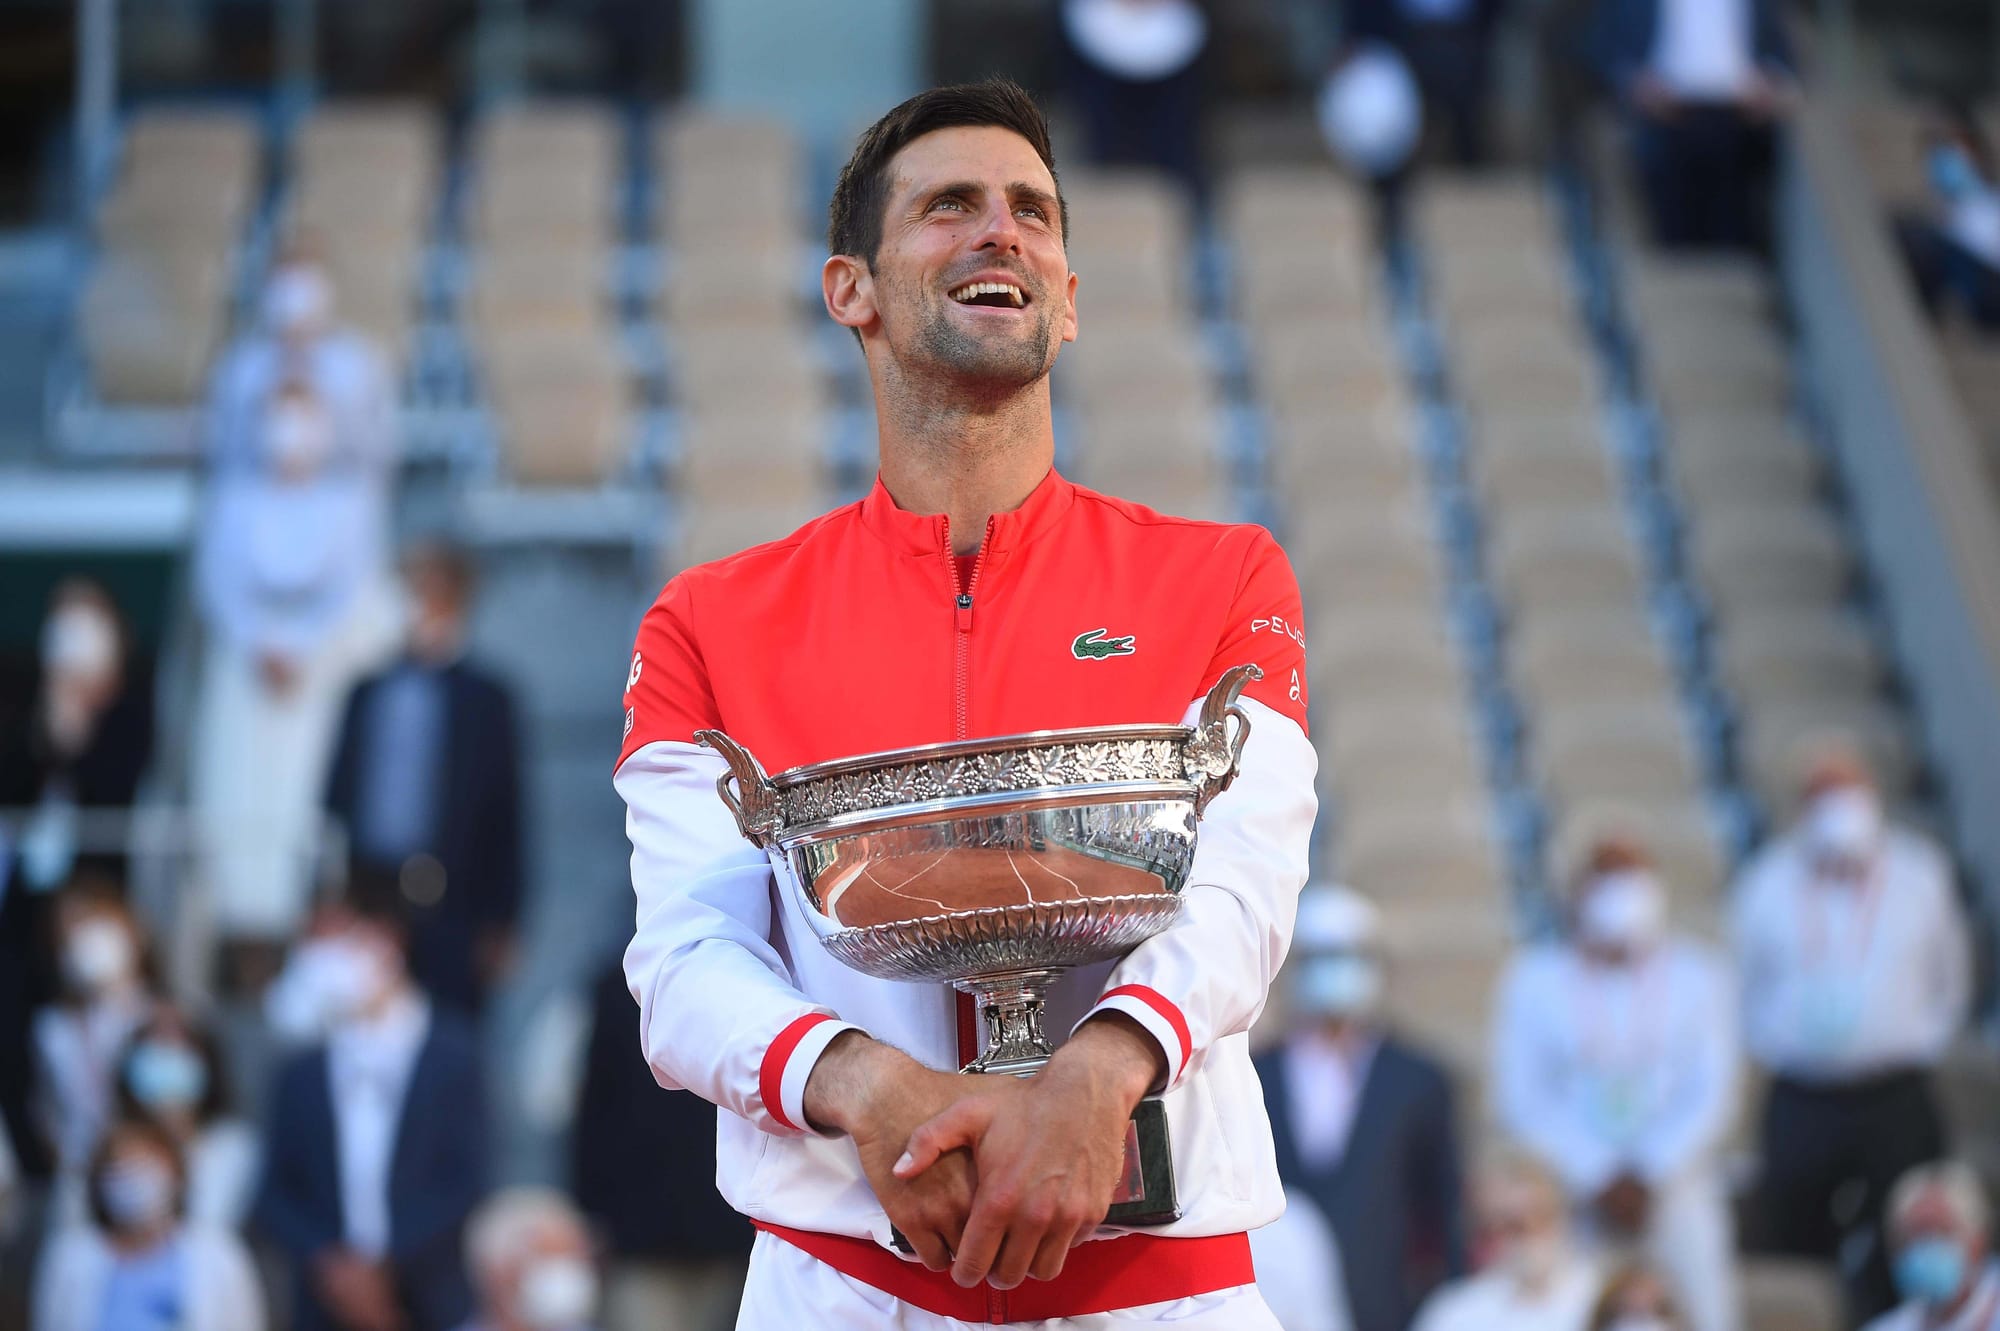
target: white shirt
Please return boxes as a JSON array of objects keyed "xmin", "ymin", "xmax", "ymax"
[
  {"xmin": 1732, "ymin": 827, "xmax": 1970, "ymax": 1082},
  {"xmin": 1412, "ymin": 1257, "xmax": 1600, "ymax": 1331},
  {"xmin": 1650, "ymin": 0, "xmax": 1755, "ymax": 100},
  {"xmin": 1862, "ymin": 1261, "xmax": 2000, "ymax": 1331},
  {"xmin": 31, "ymin": 990, "xmax": 151, "ymax": 1173},
  {"xmin": 1946, "ymin": 188, "xmax": 2000, "ymax": 269},
  {"xmin": 1282, "ymin": 1032, "xmax": 1377, "ymax": 1172},
  {"xmin": 1251, "ymin": 1188, "xmax": 1354, "ymax": 1331},
  {"xmin": 1493, "ymin": 940, "xmax": 1738, "ymax": 1198},
  {"xmin": 328, "ymin": 991, "xmax": 430, "ymax": 1258},
  {"xmin": 187, "ymin": 1119, "xmax": 263, "ymax": 1230}
]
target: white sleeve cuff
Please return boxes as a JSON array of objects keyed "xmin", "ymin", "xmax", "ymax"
[
  {"xmin": 1078, "ymin": 985, "xmax": 1191, "ymax": 1094},
  {"xmin": 764, "ymin": 1013, "xmax": 865, "ymax": 1137}
]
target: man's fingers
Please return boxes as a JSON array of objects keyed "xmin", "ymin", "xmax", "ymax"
[
  {"xmin": 1029, "ymin": 1224, "xmax": 1079, "ymax": 1282},
  {"xmin": 950, "ymin": 1204, "xmax": 1006, "ymax": 1288},
  {"xmin": 903, "ymin": 1225, "xmax": 954, "ymax": 1273},
  {"xmin": 987, "ymin": 1228, "xmax": 1040, "ymax": 1291},
  {"xmin": 896, "ymin": 1100, "xmax": 991, "ymax": 1179}
]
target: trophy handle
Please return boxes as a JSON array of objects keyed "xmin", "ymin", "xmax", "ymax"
[
  {"xmin": 1186, "ymin": 663, "xmax": 1261, "ymax": 815},
  {"xmin": 695, "ymin": 729, "xmax": 785, "ymax": 847}
]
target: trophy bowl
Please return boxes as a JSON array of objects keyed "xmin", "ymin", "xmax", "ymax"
[{"xmin": 696, "ymin": 663, "xmax": 1261, "ymax": 1079}]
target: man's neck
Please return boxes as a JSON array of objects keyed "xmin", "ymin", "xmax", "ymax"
[{"xmin": 874, "ymin": 367, "xmax": 1056, "ymax": 554}]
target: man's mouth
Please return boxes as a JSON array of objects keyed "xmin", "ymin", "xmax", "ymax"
[{"xmin": 948, "ymin": 281, "xmax": 1028, "ymax": 309}]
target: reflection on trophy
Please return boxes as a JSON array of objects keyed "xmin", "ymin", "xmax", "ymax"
[{"xmin": 697, "ymin": 663, "xmax": 1261, "ymax": 1227}]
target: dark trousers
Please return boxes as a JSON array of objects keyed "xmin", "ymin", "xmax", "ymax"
[
  {"xmin": 1755, "ymin": 1070, "xmax": 1950, "ymax": 1326},
  {"xmin": 1067, "ymin": 59, "xmax": 1205, "ymax": 202},
  {"xmin": 1401, "ymin": 19, "xmax": 1496, "ymax": 169},
  {"xmin": 1632, "ymin": 103, "xmax": 1777, "ymax": 252},
  {"xmin": 1894, "ymin": 214, "xmax": 2000, "ymax": 331}
]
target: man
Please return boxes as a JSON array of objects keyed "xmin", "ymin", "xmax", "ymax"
[
  {"xmin": 256, "ymin": 875, "xmax": 487, "ymax": 1331},
  {"xmin": 1864, "ymin": 1161, "xmax": 2000, "ymax": 1331},
  {"xmin": 1733, "ymin": 742, "xmax": 1972, "ymax": 1322},
  {"xmin": 1346, "ymin": 0, "xmax": 1507, "ymax": 168},
  {"xmin": 1586, "ymin": 0, "xmax": 1794, "ymax": 250},
  {"xmin": 1412, "ymin": 1150, "xmax": 1601, "ymax": 1331},
  {"xmin": 1894, "ymin": 107, "xmax": 2000, "ymax": 333},
  {"xmin": 454, "ymin": 1188, "xmax": 603, "ymax": 1331},
  {"xmin": 327, "ymin": 542, "xmax": 524, "ymax": 1015},
  {"xmin": 1255, "ymin": 885, "xmax": 1467, "ymax": 1331},
  {"xmin": 1493, "ymin": 835, "xmax": 1741, "ymax": 1331},
  {"xmin": 615, "ymin": 79, "xmax": 1316, "ymax": 1327}
]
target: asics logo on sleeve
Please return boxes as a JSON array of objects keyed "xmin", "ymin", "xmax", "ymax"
[{"xmin": 1072, "ymin": 628, "xmax": 1138, "ymax": 660}]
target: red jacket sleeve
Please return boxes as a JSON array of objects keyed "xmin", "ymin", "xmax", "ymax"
[
  {"xmin": 1199, "ymin": 529, "xmax": 1310, "ymax": 737},
  {"xmin": 618, "ymin": 573, "xmax": 721, "ymax": 770}
]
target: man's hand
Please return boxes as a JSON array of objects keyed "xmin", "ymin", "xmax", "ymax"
[
  {"xmin": 312, "ymin": 1248, "xmax": 405, "ymax": 1331},
  {"xmin": 802, "ymin": 1031, "xmax": 995, "ymax": 1273},
  {"xmin": 1595, "ymin": 1172, "xmax": 1652, "ymax": 1238},
  {"xmin": 896, "ymin": 1015, "xmax": 1166, "ymax": 1290}
]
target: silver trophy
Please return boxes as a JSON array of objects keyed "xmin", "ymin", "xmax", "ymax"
[{"xmin": 697, "ymin": 663, "xmax": 1260, "ymax": 1226}]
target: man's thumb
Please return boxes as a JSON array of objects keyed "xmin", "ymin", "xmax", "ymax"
[{"xmin": 894, "ymin": 1102, "xmax": 987, "ymax": 1178}]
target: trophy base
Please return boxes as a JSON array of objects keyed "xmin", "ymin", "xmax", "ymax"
[{"xmin": 1105, "ymin": 1096, "xmax": 1180, "ymax": 1226}]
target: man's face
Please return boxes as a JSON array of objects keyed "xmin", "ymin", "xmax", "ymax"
[{"xmin": 862, "ymin": 125, "xmax": 1078, "ymax": 391}]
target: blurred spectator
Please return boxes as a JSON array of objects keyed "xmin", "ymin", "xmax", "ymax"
[
  {"xmin": 1256, "ymin": 885, "xmax": 1467, "ymax": 1331},
  {"xmin": 1732, "ymin": 741, "xmax": 1971, "ymax": 1321},
  {"xmin": 1493, "ymin": 836, "xmax": 1741, "ymax": 1331},
  {"xmin": 1250, "ymin": 1186, "xmax": 1354, "ymax": 1331},
  {"xmin": 1412, "ymin": 1149, "xmax": 1601, "ymax": 1331},
  {"xmin": 454, "ymin": 1189, "xmax": 602, "ymax": 1331},
  {"xmin": 32, "ymin": 882, "xmax": 157, "ymax": 1224},
  {"xmin": 192, "ymin": 359, "xmax": 400, "ymax": 995},
  {"xmin": 1061, "ymin": 0, "xmax": 1209, "ymax": 197},
  {"xmin": 1345, "ymin": 0, "xmax": 1506, "ymax": 168},
  {"xmin": 1588, "ymin": 1263, "xmax": 1690, "ymax": 1331},
  {"xmin": 572, "ymin": 963, "xmax": 749, "ymax": 1331},
  {"xmin": 112, "ymin": 1006, "xmax": 259, "ymax": 1229},
  {"xmin": 1865, "ymin": 1161, "xmax": 1999, "ymax": 1331},
  {"xmin": 32, "ymin": 1118, "xmax": 265, "ymax": 1331},
  {"xmin": 1893, "ymin": 108, "xmax": 2000, "ymax": 333},
  {"xmin": 255, "ymin": 878, "xmax": 486, "ymax": 1331},
  {"xmin": 326, "ymin": 542, "xmax": 523, "ymax": 1016},
  {"xmin": 1586, "ymin": 0, "xmax": 1794, "ymax": 251}
]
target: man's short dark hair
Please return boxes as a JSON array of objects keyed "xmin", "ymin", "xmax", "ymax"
[{"xmin": 827, "ymin": 78, "xmax": 1069, "ymax": 265}]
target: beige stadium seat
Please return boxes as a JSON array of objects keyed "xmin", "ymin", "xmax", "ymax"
[
  {"xmin": 660, "ymin": 245, "xmax": 799, "ymax": 326},
  {"xmin": 1689, "ymin": 506, "xmax": 1852, "ymax": 619},
  {"xmin": 1548, "ymin": 797, "xmax": 1727, "ymax": 903},
  {"xmin": 1264, "ymin": 357, "xmax": 1412, "ymax": 421},
  {"xmin": 1224, "ymin": 166, "xmax": 1370, "ymax": 248},
  {"xmin": 1458, "ymin": 349, "xmax": 1599, "ymax": 419},
  {"xmin": 1533, "ymin": 701, "xmax": 1703, "ymax": 809},
  {"xmin": 1069, "ymin": 249, "xmax": 1182, "ymax": 322},
  {"xmin": 1651, "ymin": 354, "xmax": 1790, "ymax": 415},
  {"xmin": 1470, "ymin": 410, "xmax": 1607, "ymax": 459},
  {"xmin": 658, "ymin": 168, "xmax": 803, "ymax": 251},
  {"xmin": 1253, "ymin": 315, "xmax": 1399, "ymax": 402},
  {"xmin": 678, "ymin": 408, "xmax": 827, "ymax": 504},
  {"xmin": 1846, "ymin": 102, "xmax": 1932, "ymax": 210},
  {"xmin": 80, "ymin": 255, "xmax": 227, "ymax": 403},
  {"xmin": 468, "ymin": 246, "xmax": 610, "ymax": 326},
  {"xmin": 1417, "ymin": 176, "xmax": 1553, "ymax": 242},
  {"xmin": 1058, "ymin": 325, "xmax": 1212, "ymax": 404},
  {"xmin": 1625, "ymin": 256, "xmax": 1771, "ymax": 326},
  {"xmin": 672, "ymin": 328, "xmax": 828, "ymax": 414},
  {"xmin": 659, "ymin": 109, "xmax": 798, "ymax": 175},
  {"xmin": 1509, "ymin": 614, "xmax": 1678, "ymax": 712},
  {"xmin": 1382, "ymin": 940, "xmax": 1508, "ymax": 1057},
  {"xmin": 1470, "ymin": 430, "xmax": 1619, "ymax": 514},
  {"xmin": 1313, "ymin": 608, "xmax": 1462, "ymax": 696},
  {"xmin": 1740, "ymin": 699, "xmax": 1917, "ymax": 813},
  {"xmin": 1334, "ymin": 804, "xmax": 1504, "ymax": 906},
  {"xmin": 122, "ymin": 108, "xmax": 260, "ymax": 185},
  {"xmin": 1063, "ymin": 169, "xmax": 1190, "ymax": 247},
  {"xmin": 1430, "ymin": 258, "xmax": 1572, "ymax": 324},
  {"xmin": 675, "ymin": 500, "xmax": 824, "ymax": 569},
  {"xmin": 1237, "ymin": 249, "xmax": 1375, "ymax": 327},
  {"xmin": 1665, "ymin": 419, "xmax": 1821, "ymax": 512},
  {"xmin": 1270, "ymin": 408, "xmax": 1424, "ymax": 500},
  {"xmin": 1714, "ymin": 611, "xmax": 1886, "ymax": 711},
  {"xmin": 491, "ymin": 376, "xmax": 631, "ymax": 487},
  {"xmin": 1488, "ymin": 510, "xmax": 1648, "ymax": 615},
  {"xmin": 1740, "ymin": 1259, "xmax": 1843, "ymax": 1331},
  {"xmin": 1293, "ymin": 508, "xmax": 1446, "ymax": 607},
  {"xmin": 1646, "ymin": 320, "xmax": 1790, "ymax": 389},
  {"xmin": 1071, "ymin": 405, "xmax": 1221, "ymax": 479},
  {"xmin": 477, "ymin": 102, "xmax": 620, "ymax": 166},
  {"xmin": 1321, "ymin": 710, "xmax": 1484, "ymax": 809}
]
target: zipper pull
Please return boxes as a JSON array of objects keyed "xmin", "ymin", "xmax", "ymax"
[{"xmin": 955, "ymin": 591, "xmax": 974, "ymax": 632}]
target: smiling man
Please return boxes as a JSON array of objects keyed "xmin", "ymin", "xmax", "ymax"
[{"xmin": 615, "ymin": 80, "xmax": 1317, "ymax": 1328}]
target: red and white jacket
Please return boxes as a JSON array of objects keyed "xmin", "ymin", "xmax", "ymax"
[{"xmin": 615, "ymin": 469, "xmax": 1317, "ymax": 1251}]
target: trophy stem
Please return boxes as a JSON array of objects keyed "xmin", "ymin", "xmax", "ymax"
[{"xmin": 958, "ymin": 969, "xmax": 1061, "ymax": 1076}]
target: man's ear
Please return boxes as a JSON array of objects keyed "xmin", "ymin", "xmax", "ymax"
[
  {"xmin": 1060, "ymin": 269, "xmax": 1079, "ymax": 345},
  {"xmin": 823, "ymin": 254, "xmax": 877, "ymax": 332}
]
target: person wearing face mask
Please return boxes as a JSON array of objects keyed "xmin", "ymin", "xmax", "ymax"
[
  {"xmin": 31, "ymin": 1118, "xmax": 265, "ymax": 1331},
  {"xmin": 324, "ymin": 542, "xmax": 524, "ymax": 1017},
  {"xmin": 1254, "ymin": 885, "xmax": 1468, "ymax": 1331},
  {"xmin": 192, "ymin": 368, "xmax": 401, "ymax": 999},
  {"xmin": 1412, "ymin": 1149, "xmax": 1601, "ymax": 1331},
  {"xmin": 1493, "ymin": 835, "xmax": 1742, "ymax": 1331},
  {"xmin": 1865, "ymin": 1161, "xmax": 2000, "ymax": 1331},
  {"xmin": 1060, "ymin": 0, "xmax": 1210, "ymax": 199},
  {"xmin": 30, "ymin": 883, "xmax": 157, "ymax": 1228},
  {"xmin": 1732, "ymin": 741, "xmax": 1971, "ymax": 1322},
  {"xmin": 1894, "ymin": 109, "xmax": 2000, "ymax": 333},
  {"xmin": 1588, "ymin": 1263, "xmax": 1689, "ymax": 1331},
  {"xmin": 113, "ymin": 1007, "xmax": 259, "ymax": 1229},
  {"xmin": 255, "ymin": 873, "xmax": 487, "ymax": 1331},
  {"xmin": 453, "ymin": 1189, "xmax": 603, "ymax": 1331}
]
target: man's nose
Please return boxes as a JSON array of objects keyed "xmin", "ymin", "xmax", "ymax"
[{"xmin": 971, "ymin": 200, "xmax": 1024, "ymax": 253}]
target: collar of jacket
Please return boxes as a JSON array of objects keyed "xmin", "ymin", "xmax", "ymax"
[{"xmin": 857, "ymin": 466, "xmax": 1077, "ymax": 559}]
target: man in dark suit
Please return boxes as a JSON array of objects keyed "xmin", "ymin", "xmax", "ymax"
[
  {"xmin": 1345, "ymin": 0, "xmax": 1509, "ymax": 168},
  {"xmin": 573, "ymin": 959, "xmax": 753, "ymax": 1331},
  {"xmin": 326, "ymin": 542, "xmax": 522, "ymax": 1015},
  {"xmin": 1585, "ymin": 0, "xmax": 1794, "ymax": 250},
  {"xmin": 255, "ymin": 875, "xmax": 487, "ymax": 1331},
  {"xmin": 1256, "ymin": 885, "xmax": 1468, "ymax": 1331}
]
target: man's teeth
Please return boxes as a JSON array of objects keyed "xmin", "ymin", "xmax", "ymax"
[{"xmin": 949, "ymin": 282, "xmax": 1026, "ymax": 307}]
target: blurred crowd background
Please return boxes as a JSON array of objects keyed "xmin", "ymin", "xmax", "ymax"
[{"xmin": 1, "ymin": 1, "xmax": 1999, "ymax": 1329}]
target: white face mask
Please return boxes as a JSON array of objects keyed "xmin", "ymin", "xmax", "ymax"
[
  {"xmin": 264, "ymin": 399, "xmax": 334, "ymax": 476},
  {"xmin": 317, "ymin": 937, "xmax": 390, "ymax": 1022},
  {"xmin": 42, "ymin": 606, "xmax": 119, "ymax": 681},
  {"xmin": 1577, "ymin": 871, "xmax": 1667, "ymax": 952},
  {"xmin": 517, "ymin": 1256, "xmax": 598, "ymax": 1329},
  {"xmin": 263, "ymin": 264, "xmax": 333, "ymax": 334},
  {"xmin": 1293, "ymin": 954, "xmax": 1382, "ymax": 1019},
  {"xmin": 1804, "ymin": 787, "xmax": 1883, "ymax": 862},
  {"xmin": 1499, "ymin": 1232, "xmax": 1564, "ymax": 1288},
  {"xmin": 98, "ymin": 1157, "xmax": 176, "ymax": 1231},
  {"xmin": 64, "ymin": 917, "xmax": 136, "ymax": 992}
]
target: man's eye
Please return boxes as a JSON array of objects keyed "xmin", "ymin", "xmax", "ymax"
[
  {"xmin": 930, "ymin": 197, "xmax": 966, "ymax": 212},
  {"xmin": 1016, "ymin": 205, "xmax": 1047, "ymax": 221}
]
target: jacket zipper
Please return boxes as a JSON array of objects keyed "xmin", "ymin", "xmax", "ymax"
[{"xmin": 945, "ymin": 516, "xmax": 996, "ymax": 742}]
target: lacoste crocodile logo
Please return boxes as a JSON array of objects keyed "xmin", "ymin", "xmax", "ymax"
[{"xmin": 1072, "ymin": 628, "xmax": 1137, "ymax": 660}]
